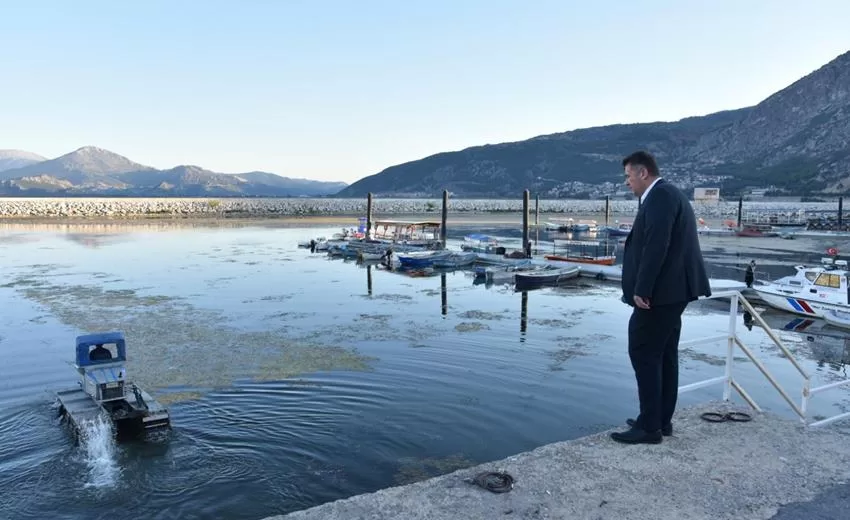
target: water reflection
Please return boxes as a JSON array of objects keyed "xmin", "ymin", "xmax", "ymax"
[
  {"xmin": 440, "ymin": 273, "xmax": 447, "ymax": 316},
  {"xmin": 367, "ymin": 265, "xmax": 373, "ymax": 296},
  {"xmin": 520, "ymin": 290, "xmax": 528, "ymax": 338},
  {"xmin": 744, "ymin": 309, "xmax": 850, "ymax": 372}
]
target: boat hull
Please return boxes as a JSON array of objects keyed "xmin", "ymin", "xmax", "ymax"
[
  {"xmin": 543, "ymin": 254, "xmax": 616, "ymax": 266},
  {"xmin": 515, "ymin": 267, "xmax": 581, "ymax": 288},
  {"xmin": 752, "ymin": 288, "xmax": 845, "ymax": 318}
]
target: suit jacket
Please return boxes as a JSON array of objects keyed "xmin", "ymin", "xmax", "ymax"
[{"xmin": 621, "ymin": 178, "xmax": 711, "ymax": 307}]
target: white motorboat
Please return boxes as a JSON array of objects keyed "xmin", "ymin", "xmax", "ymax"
[{"xmin": 751, "ymin": 257, "xmax": 850, "ymax": 318}]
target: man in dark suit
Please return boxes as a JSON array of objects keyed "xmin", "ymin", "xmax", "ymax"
[{"xmin": 611, "ymin": 151, "xmax": 711, "ymax": 444}]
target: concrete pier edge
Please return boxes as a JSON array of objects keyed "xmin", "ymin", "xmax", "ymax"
[{"xmin": 265, "ymin": 401, "xmax": 850, "ymax": 520}]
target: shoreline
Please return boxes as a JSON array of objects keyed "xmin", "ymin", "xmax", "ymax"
[
  {"xmin": 265, "ymin": 402, "xmax": 850, "ymax": 520},
  {"xmin": 0, "ymin": 196, "xmax": 842, "ymax": 221}
]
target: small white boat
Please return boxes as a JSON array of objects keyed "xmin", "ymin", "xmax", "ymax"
[
  {"xmin": 515, "ymin": 266, "xmax": 581, "ymax": 287},
  {"xmin": 357, "ymin": 251, "xmax": 386, "ymax": 262},
  {"xmin": 485, "ymin": 263, "xmax": 550, "ymax": 285}
]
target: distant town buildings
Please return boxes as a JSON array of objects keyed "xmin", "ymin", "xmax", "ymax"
[{"xmin": 693, "ymin": 187, "xmax": 720, "ymax": 203}]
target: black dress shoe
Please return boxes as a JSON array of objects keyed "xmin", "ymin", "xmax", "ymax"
[
  {"xmin": 610, "ymin": 427, "xmax": 662, "ymax": 444},
  {"xmin": 627, "ymin": 418, "xmax": 672, "ymax": 436}
]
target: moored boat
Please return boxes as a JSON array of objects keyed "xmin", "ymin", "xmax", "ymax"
[
  {"xmin": 432, "ymin": 251, "xmax": 477, "ymax": 268},
  {"xmin": 397, "ymin": 250, "xmax": 453, "ymax": 269},
  {"xmin": 543, "ymin": 253, "xmax": 616, "ymax": 266},
  {"xmin": 751, "ymin": 257, "xmax": 850, "ymax": 317},
  {"xmin": 514, "ymin": 265, "xmax": 581, "ymax": 288}
]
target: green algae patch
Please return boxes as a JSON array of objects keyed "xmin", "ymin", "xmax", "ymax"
[
  {"xmin": 455, "ymin": 322, "xmax": 489, "ymax": 333},
  {"xmin": 457, "ymin": 310, "xmax": 506, "ymax": 321},
  {"xmin": 546, "ymin": 347, "xmax": 590, "ymax": 371},
  {"xmin": 530, "ymin": 318, "xmax": 572, "ymax": 328},
  {"xmin": 6, "ymin": 272, "xmax": 377, "ymax": 402},
  {"xmin": 363, "ymin": 293, "xmax": 414, "ymax": 303},
  {"xmin": 155, "ymin": 391, "xmax": 205, "ymax": 405},
  {"xmin": 394, "ymin": 454, "xmax": 476, "ymax": 485},
  {"xmin": 256, "ymin": 343, "xmax": 376, "ymax": 381}
]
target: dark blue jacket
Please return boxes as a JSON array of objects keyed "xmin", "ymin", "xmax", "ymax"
[{"xmin": 621, "ymin": 178, "xmax": 711, "ymax": 307}]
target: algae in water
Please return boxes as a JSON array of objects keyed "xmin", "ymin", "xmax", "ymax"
[{"xmin": 6, "ymin": 271, "xmax": 376, "ymax": 403}]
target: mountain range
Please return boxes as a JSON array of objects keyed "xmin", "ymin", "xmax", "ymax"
[
  {"xmin": 0, "ymin": 147, "xmax": 347, "ymax": 197},
  {"xmin": 4, "ymin": 50, "xmax": 849, "ymax": 199},
  {"xmin": 339, "ymin": 50, "xmax": 850, "ymax": 198}
]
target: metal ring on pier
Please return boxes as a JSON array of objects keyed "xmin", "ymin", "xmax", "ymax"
[
  {"xmin": 725, "ymin": 411, "xmax": 753, "ymax": 422},
  {"xmin": 700, "ymin": 411, "xmax": 753, "ymax": 423},
  {"xmin": 466, "ymin": 471, "xmax": 515, "ymax": 493}
]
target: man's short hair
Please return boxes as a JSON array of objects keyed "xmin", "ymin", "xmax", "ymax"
[{"xmin": 622, "ymin": 151, "xmax": 659, "ymax": 177}]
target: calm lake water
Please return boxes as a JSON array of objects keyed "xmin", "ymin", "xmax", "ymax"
[{"xmin": 0, "ymin": 220, "xmax": 848, "ymax": 520}]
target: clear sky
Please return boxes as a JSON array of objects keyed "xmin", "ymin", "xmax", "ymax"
[{"xmin": 1, "ymin": 0, "xmax": 849, "ymax": 183}]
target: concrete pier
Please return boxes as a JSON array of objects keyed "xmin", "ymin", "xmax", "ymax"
[{"xmin": 266, "ymin": 402, "xmax": 850, "ymax": 520}]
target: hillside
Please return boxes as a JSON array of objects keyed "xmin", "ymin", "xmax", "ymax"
[
  {"xmin": 339, "ymin": 50, "xmax": 850, "ymax": 198},
  {"xmin": 0, "ymin": 150, "xmax": 48, "ymax": 172},
  {"xmin": 0, "ymin": 147, "xmax": 347, "ymax": 197}
]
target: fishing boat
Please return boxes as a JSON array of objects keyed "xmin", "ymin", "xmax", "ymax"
[
  {"xmin": 736, "ymin": 223, "xmax": 779, "ymax": 238},
  {"xmin": 432, "ymin": 252, "xmax": 477, "ymax": 268},
  {"xmin": 545, "ymin": 218, "xmax": 598, "ymax": 233},
  {"xmin": 600, "ymin": 222, "xmax": 632, "ymax": 237},
  {"xmin": 750, "ymin": 257, "xmax": 850, "ymax": 317},
  {"xmin": 357, "ymin": 250, "xmax": 386, "ymax": 262},
  {"xmin": 544, "ymin": 253, "xmax": 616, "ymax": 266},
  {"xmin": 484, "ymin": 262, "xmax": 550, "ymax": 285},
  {"xmin": 397, "ymin": 250, "xmax": 453, "ymax": 269},
  {"xmin": 460, "ymin": 234, "xmax": 502, "ymax": 254},
  {"xmin": 515, "ymin": 266, "xmax": 581, "ymax": 288},
  {"xmin": 544, "ymin": 238, "xmax": 617, "ymax": 266}
]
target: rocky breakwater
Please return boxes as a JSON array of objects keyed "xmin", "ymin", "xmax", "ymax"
[{"xmin": 0, "ymin": 197, "xmax": 841, "ymax": 219}]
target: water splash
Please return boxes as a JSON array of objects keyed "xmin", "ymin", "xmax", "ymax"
[{"xmin": 78, "ymin": 415, "xmax": 121, "ymax": 488}]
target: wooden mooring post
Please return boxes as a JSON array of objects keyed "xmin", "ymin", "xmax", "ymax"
[
  {"xmin": 839, "ymin": 196, "xmax": 844, "ymax": 230},
  {"xmin": 605, "ymin": 195, "xmax": 610, "ymax": 226},
  {"xmin": 522, "ymin": 190, "xmax": 530, "ymax": 257},
  {"xmin": 534, "ymin": 195, "xmax": 540, "ymax": 254},
  {"xmin": 441, "ymin": 189, "xmax": 449, "ymax": 249},
  {"xmin": 366, "ymin": 192, "xmax": 373, "ymax": 239}
]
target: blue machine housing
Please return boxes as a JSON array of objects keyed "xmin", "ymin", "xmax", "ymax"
[
  {"xmin": 75, "ymin": 332, "xmax": 127, "ymax": 367},
  {"xmin": 57, "ymin": 330, "xmax": 171, "ymax": 440}
]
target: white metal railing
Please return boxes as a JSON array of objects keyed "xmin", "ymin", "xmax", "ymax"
[{"xmin": 678, "ymin": 290, "xmax": 850, "ymax": 427}]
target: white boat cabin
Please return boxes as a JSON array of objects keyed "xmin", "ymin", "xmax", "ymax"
[{"xmin": 753, "ymin": 258, "xmax": 850, "ymax": 317}]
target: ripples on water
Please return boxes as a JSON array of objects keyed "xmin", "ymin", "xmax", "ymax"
[{"xmin": 0, "ymin": 222, "xmax": 848, "ymax": 520}]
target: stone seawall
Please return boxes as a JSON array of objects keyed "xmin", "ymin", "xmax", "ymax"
[{"xmin": 0, "ymin": 197, "xmax": 839, "ymax": 219}]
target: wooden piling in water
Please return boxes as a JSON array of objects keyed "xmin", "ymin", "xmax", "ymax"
[
  {"xmin": 522, "ymin": 190, "xmax": 530, "ymax": 257},
  {"xmin": 441, "ymin": 189, "xmax": 449, "ymax": 249},
  {"xmin": 839, "ymin": 196, "xmax": 844, "ymax": 230},
  {"xmin": 520, "ymin": 290, "xmax": 528, "ymax": 334},
  {"xmin": 440, "ymin": 272, "xmax": 447, "ymax": 316},
  {"xmin": 605, "ymin": 196, "xmax": 610, "ymax": 226},
  {"xmin": 366, "ymin": 192, "xmax": 373, "ymax": 239},
  {"xmin": 535, "ymin": 195, "xmax": 540, "ymax": 254}
]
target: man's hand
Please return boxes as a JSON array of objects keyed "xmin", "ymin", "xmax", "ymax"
[{"xmin": 633, "ymin": 295, "xmax": 651, "ymax": 309}]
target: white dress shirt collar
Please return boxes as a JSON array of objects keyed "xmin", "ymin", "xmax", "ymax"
[{"xmin": 640, "ymin": 177, "xmax": 662, "ymax": 204}]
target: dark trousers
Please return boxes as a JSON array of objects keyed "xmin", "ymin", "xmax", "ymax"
[{"xmin": 628, "ymin": 302, "xmax": 688, "ymax": 433}]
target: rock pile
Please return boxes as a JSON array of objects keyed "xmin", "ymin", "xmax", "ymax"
[{"xmin": 0, "ymin": 197, "xmax": 841, "ymax": 219}]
